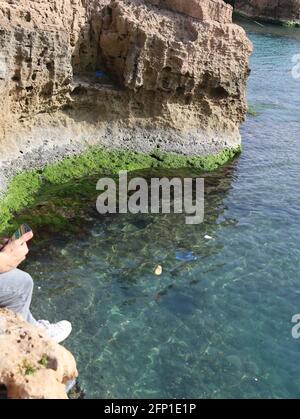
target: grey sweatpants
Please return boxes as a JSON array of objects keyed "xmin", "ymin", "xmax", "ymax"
[{"xmin": 0, "ymin": 269, "xmax": 38, "ymax": 326}]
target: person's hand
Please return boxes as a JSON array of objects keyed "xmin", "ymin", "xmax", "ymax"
[
  {"xmin": 0, "ymin": 238, "xmax": 9, "ymax": 251},
  {"xmin": 0, "ymin": 232, "xmax": 33, "ymax": 273}
]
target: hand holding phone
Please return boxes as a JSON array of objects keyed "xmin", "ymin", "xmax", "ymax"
[
  {"xmin": 0, "ymin": 224, "xmax": 33, "ymax": 271},
  {"xmin": 11, "ymin": 223, "xmax": 33, "ymax": 242},
  {"xmin": 0, "ymin": 224, "xmax": 33, "ymax": 251}
]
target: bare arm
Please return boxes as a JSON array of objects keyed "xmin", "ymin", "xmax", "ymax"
[{"xmin": 0, "ymin": 232, "xmax": 33, "ymax": 273}]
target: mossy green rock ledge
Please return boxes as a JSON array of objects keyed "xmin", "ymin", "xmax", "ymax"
[{"xmin": 0, "ymin": 147, "xmax": 241, "ymax": 235}]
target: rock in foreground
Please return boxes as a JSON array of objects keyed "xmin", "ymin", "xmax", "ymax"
[{"xmin": 0, "ymin": 308, "xmax": 78, "ymax": 399}]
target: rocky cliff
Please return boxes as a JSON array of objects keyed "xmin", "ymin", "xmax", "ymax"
[
  {"xmin": 232, "ymin": 0, "xmax": 300, "ymax": 25},
  {"xmin": 0, "ymin": 308, "xmax": 77, "ymax": 399},
  {"xmin": 0, "ymin": 0, "xmax": 252, "ymax": 195}
]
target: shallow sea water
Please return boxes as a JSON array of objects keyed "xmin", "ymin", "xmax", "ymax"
[{"xmin": 19, "ymin": 19, "xmax": 300, "ymax": 398}]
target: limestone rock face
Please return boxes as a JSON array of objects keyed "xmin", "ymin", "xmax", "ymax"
[
  {"xmin": 0, "ymin": 0, "xmax": 252, "ymax": 195},
  {"xmin": 100, "ymin": 0, "xmax": 251, "ymax": 123},
  {"xmin": 0, "ymin": 0, "xmax": 97, "ymax": 125},
  {"xmin": 0, "ymin": 308, "xmax": 78, "ymax": 399},
  {"xmin": 146, "ymin": 0, "xmax": 233, "ymax": 23},
  {"xmin": 234, "ymin": 0, "xmax": 300, "ymax": 25}
]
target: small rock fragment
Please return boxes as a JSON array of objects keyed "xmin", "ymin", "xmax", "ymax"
[
  {"xmin": 0, "ymin": 316, "xmax": 7, "ymax": 334},
  {"xmin": 154, "ymin": 265, "xmax": 163, "ymax": 276}
]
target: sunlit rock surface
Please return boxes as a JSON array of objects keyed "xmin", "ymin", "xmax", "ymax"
[{"xmin": 0, "ymin": 308, "xmax": 77, "ymax": 399}]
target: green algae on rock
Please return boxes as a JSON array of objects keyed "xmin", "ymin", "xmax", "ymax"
[
  {"xmin": 247, "ymin": 104, "xmax": 259, "ymax": 117},
  {"xmin": 0, "ymin": 147, "xmax": 241, "ymax": 235}
]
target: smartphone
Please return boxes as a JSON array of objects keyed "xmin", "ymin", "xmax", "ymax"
[{"xmin": 11, "ymin": 223, "xmax": 32, "ymax": 242}]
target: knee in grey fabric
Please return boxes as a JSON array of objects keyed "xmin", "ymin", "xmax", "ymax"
[
  {"xmin": 20, "ymin": 271, "xmax": 34, "ymax": 295},
  {"xmin": 0, "ymin": 269, "xmax": 37, "ymax": 325}
]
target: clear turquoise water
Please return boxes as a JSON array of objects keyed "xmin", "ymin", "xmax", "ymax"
[{"xmin": 21, "ymin": 21, "xmax": 300, "ymax": 398}]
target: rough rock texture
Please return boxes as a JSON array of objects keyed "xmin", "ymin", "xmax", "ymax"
[
  {"xmin": 0, "ymin": 308, "xmax": 78, "ymax": 399},
  {"xmin": 0, "ymin": 0, "xmax": 252, "ymax": 195},
  {"xmin": 233, "ymin": 0, "xmax": 300, "ymax": 25},
  {"xmin": 147, "ymin": 0, "xmax": 233, "ymax": 23}
]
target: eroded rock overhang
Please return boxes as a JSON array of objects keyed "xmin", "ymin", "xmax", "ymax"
[{"xmin": 0, "ymin": 0, "xmax": 252, "ymax": 194}]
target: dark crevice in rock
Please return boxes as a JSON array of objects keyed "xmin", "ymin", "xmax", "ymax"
[{"xmin": 0, "ymin": 385, "xmax": 8, "ymax": 400}]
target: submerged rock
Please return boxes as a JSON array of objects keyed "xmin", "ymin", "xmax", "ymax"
[
  {"xmin": 0, "ymin": 308, "xmax": 78, "ymax": 399},
  {"xmin": 0, "ymin": 0, "xmax": 252, "ymax": 195}
]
